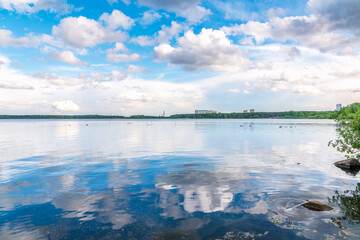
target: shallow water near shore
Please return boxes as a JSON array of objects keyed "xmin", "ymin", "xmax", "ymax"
[{"xmin": 0, "ymin": 119, "xmax": 359, "ymax": 239}]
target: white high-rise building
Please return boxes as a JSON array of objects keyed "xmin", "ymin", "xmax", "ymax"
[{"xmin": 336, "ymin": 104, "xmax": 342, "ymax": 111}]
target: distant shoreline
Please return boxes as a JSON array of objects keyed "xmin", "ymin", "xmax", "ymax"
[{"xmin": 0, "ymin": 111, "xmax": 337, "ymax": 119}]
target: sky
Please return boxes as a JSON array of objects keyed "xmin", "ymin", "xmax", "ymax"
[{"xmin": 0, "ymin": 0, "xmax": 359, "ymax": 116}]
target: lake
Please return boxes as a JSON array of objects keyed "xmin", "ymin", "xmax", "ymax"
[{"xmin": 0, "ymin": 119, "xmax": 359, "ymax": 239}]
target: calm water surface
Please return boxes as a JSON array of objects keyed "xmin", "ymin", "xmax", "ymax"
[{"xmin": 0, "ymin": 119, "xmax": 359, "ymax": 239}]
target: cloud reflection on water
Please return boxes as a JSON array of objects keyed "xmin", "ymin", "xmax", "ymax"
[{"xmin": 0, "ymin": 119, "xmax": 359, "ymax": 239}]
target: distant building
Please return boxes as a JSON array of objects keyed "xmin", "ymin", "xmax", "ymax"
[
  {"xmin": 243, "ymin": 110, "xmax": 248, "ymax": 113},
  {"xmin": 250, "ymin": 109, "xmax": 255, "ymax": 113},
  {"xmin": 336, "ymin": 104, "xmax": 342, "ymax": 111},
  {"xmin": 195, "ymin": 110, "xmax": 218, "ymax": 114}
]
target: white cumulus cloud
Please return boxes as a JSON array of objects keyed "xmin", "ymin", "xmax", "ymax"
[
  {"xmin": 138, "ymin": 0, "xmax": 210, "ymax": 22},
  {"xmin": 107, "ymin": 53, "xmax": 141, "ymax": 62},
  {"xmin": 139, "ymin": 10, "xmax": 162, "ymax": 25},
  {"xmin": 0, "ymin": 0, "xmax": 72, "ymax": 13},
  {"xmin": 132, "ymin": 21, "xmax": 186, "ymax": 47},
  {"xmin": 154, "ymin": 28, "xmax": 249, "ymax": 72},
  {"xmin": 0, "ymin": 29, "xmax": 30, "ymax": 47},
  {"xmin": 107, "ymin": 42, "xmax": 129, "ymax": 53},
  {"xmin": 34, "ymin": 72, "xmax": 85, "ymax": 86},
  {"xmin": 52, "ymin": 16, "xmax": 127, "ymax": 48},
  {"xmin": 156, "ymin": 21, "xmax": 185, "ymax": 44},
  {"xmin": 83, "ymin": 71, "xmax": 127, "ymax": 81},
  {"xmin": 99, "ymin": 10, "xmax": 134, "ymax": 30},
  {"xmin": 222, "ymin": 0, "xmax": 360, "ymax": 53},
  {"xmin": 52, "ymin": 100, "xmax": 80, "ymax": 112},
  {"xmin": 292, "ymin": 85, "xmax": 323, "ymax": 96},
  {"xmin": 47, "ymin": 51, "xmax": 89, "ymax": 66},
  {"xmin": 0, "ymin": 83, "xmax": 34, "ymax": 90},
  {"xmin": 131, "ymin": 36, "xmax": 154, "ymax": 46},
  {"xmin": 110, "ymin": 71, "xmax": 127, "ymax": 81},
  {"xmin": 126, "ymin": 64, "xmax": 148, "ymax": 73}
]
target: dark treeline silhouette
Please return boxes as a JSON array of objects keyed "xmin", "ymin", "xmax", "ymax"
[
  {"xmin": 170, "ymin": 111, "xmax": 337, "ymax": 119},
  {"xmin": 0, "ymin": 111, "xmax": 338, "ymax": 119}
]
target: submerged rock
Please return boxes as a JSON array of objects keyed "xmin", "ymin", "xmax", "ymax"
[
  {"xmin": 301, "ymin": 200, "xmax": 333, "ymax": 211},
  {"xmin": 335, "ymin": 159, "xmax": 360, "ymax": 169},
  {"xmin": 335, "ymin": 159, "xmax": 360, "ymax": 175}
]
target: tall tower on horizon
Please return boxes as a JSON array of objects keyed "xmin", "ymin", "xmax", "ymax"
[{"xmin": 336, "ymin": 104, "xmax": 342, "ymax": 111}]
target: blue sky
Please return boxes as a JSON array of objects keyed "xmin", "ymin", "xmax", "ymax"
[{"xmin": 0, "ymin": 0, "xmax": 359, "ymax": 115}]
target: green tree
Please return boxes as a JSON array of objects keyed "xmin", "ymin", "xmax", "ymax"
[
  {"xmin": 329, "ymin": 183, "xmax": 360, "ymax": 224},
  {"xmin": 329, "ymin": 103, "xmax": 360, "ymax": 160}
]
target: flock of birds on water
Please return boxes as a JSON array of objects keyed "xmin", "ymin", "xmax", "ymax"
[{"xmin": 66, "ymin": 122, "xmax": 296, "ymax": 129}]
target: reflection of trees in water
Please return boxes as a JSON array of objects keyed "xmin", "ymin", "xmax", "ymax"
[{"xmin": 329, "ymin": 183, "xmax": 360, "ymax": 224}]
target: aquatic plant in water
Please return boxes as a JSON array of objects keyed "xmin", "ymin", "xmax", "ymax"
[{"xmin": 329, "ymin": 183, "xmax": 360, "ymax": 225}]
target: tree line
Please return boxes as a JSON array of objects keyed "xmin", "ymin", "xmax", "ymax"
[
  {"xmin": 169, "ymin": 111, "xmax": 337, "ymax": 119},
  {"xmin": 2, "ymin": 105, "xmax": 360, "ymax": 119}
]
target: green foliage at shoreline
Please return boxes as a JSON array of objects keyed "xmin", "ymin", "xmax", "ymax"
[
  {"xmin": 169, "ymin": 111, "xmax": 337, "ymax": 119},
  {"xmin": 0, "ymin": 111, "xmax": 337, "ymax": 119},
  {"xmin": 336, "ymin": 102, "xmax": 360, "ymax": 120},
  {"xmin": 329, "ymin": 103, "xmax": 360, "ymax": 160}
]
